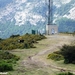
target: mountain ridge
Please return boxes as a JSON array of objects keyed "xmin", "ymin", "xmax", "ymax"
[{"xmin": 0, "ymin": 0, "xmax": 75, "ymax": 38}]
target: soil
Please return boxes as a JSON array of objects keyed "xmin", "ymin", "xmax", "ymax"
[{"xmin": 21, "ymin": 34, "xmax": 75, "ymax": 74}]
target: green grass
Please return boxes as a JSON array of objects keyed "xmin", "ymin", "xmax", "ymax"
[
  {"xmin": 47, "ymin": 53, "xmax": 64, "ymax": 61},
  {"xmin": 5, "ymin": 34, "xmax": 75, "ymax": 75},
  {"xmin": 0, "ymin": 51, "xmax": 20, "ymax": 72},
  {"xmin": 0, "ymin": 34, "xmax": 46, "ymax": 50},
  {"xmin": 7, "ymin": 35, "xmax": 59, "ymax": 75},
  {"xmin": 57, "ymin": 72, "xmax": 74, "ymax": 75}
]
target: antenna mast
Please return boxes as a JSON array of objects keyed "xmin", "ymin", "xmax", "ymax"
[{"xmin": 48, "ymin": 0, "xmax": 53, "ymax": 25}]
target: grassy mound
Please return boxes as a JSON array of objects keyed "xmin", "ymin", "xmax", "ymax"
[
  {"xmin": 0, "ymin": 61, "xmax": 13, "ymax": 72},
  {"xmin": 0, "ymin": 51, "xmax": 20, "ymax": 72},
  {"xmin": 0, "ymin": 34, "xmax": 46, "ymax": 50},
  {"xmin": 60, "ymin": 45, "xmax": 75, "ymax": 64},
  {"xmin": 47, "ymin": 52, "xmax": 64, "ymax": 61},
  {"xmin": 0, "ymin": 51, "xmax": 19, "ymax": 60},
  {"xmin": 48, "ymin": 44, "xmax": 75, "ymax": 64}
]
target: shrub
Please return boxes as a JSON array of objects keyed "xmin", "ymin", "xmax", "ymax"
[
  {"xmin": 60, "ymin": 45, "xmax": 75, "ymax": 64},
  {"xmin": 73, "ymin": 31, "xmax": 75, "ymax": 36},
  {"xmin": 0, "ymin": 51, "xmax": 19, "ymax": 72},
  {"xmin": 47, "ymin": 53, "xmax": 64, "ymax": 61},
  {"xmin": 57, "ymin": 72, "xmax": 74, "ymax": 75},
  {"xmin": 0, "ymin": 34, "xmax": 46, "ymax": 50},
  {"xmin": 10, "ymin": 34, "xmax": 20, "ymax": 38},
  {"xmin": 0, "ymin": 61, "xmax": 13, "ymax": 72},
  {"xmin": 0, "ymin": 38, "xmax": 3, "ymax": 42},
  {"xmin": 0, "ymin": 51, "xmax": 20, "ymax": 61}
]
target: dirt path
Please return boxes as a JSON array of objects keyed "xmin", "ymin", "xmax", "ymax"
[{"xmin": 22, "ymin": 34, "xmax": 75, "ymax": 74}]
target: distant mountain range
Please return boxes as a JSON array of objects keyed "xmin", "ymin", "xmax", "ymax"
[{"xmin": 0, "ymin": 0, "xmax": 75, "ymax": 38}]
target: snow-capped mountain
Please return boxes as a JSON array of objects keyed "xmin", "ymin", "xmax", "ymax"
[
  {"xmin": 54, "ymin": 0, "xmax": 75, "ymax": 19},
  {"xmin": 0, "ymin": 0, "xmax": 75, "ymax": 38},
  {"xmin": 0, "ymin": 0, "xmax": 46, "ymax": 26}
]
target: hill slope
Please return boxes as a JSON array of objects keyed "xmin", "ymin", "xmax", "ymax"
[
  {"xmin": 0, "ymin": 0, "xmax": 75, "ymax": 38},
  {"xmin": 8, "ymin": 34, "xmax": 75, "ymax": 75}
]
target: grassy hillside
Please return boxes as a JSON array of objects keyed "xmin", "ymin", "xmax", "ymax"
[
  {"xmin": 0, "ymin": 51, "xmax": 20, "ymax": 72},
  {"xmin": 6, "ymin": 34, "xmax": 75, "ymax": 75},
  {"xmin": 0, "ymin": 34, "xmax": 46, "ymax": 50},
  {"xmin": 0, "ymin": 34, "xmax": 75, "ymax": 75},
  {"xmin": 0, "ymin": 34, "xmax": 46, "ymax": 72}
]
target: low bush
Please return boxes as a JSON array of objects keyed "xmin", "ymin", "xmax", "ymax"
[
  {"xmin": 72, "ymin": 31, "xmax": 75, "ymax": 36},
  {"xmin": 0, "ymin": 51, "xmax": 20, "ymax": 61},
  {"xmin": 10, "ymin": 34, "xmax": 20, "ymax": 38},
  {"xmin": 0, "ymin": 34, "xmax": 46, "ymax": 50},
  {"xmin": 0, "ymin": 51, "xmax": 20, "ymax": 72},
  {"xmin": 48, "ymin": 44, "xmax": 75, "ymax": 64},
  {"xmin": 0, "ymin": 61, "xmax": 13, "ymax": 72},
  {"xmin": 60, "ymin": 45, "xmax": 75, "ymax": 64},
  {"xmin": 0, "ymin": 38, "xmax": 3, "ymax": 41},
  {"xmin": 47, "ymin": 53, "xmax": 64, "ymax": 61},
  {"xmin": 57, "ymin": 72, "xmax": 74, "ymax": 75}
]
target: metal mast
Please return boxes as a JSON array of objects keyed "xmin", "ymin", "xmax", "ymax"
[{"xmin": 48, "ymin": 0, "xmax": 53, "ymax": 25}]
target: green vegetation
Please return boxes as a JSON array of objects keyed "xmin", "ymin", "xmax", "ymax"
[
  {"xmin": 60, "ymin": 45, "xmax": 75, "ymax": 64},
  {"xmin": 0, "ymin": 34, "xmax": 46, "ymax": 72},
  {"xmin": 47, "ymin": 52, "xmax": 64, "ymax": 61},
  {"xmin": 57, "ymin": 72, "xmax": 74, "ymax": 75},
  {"xmin": 72, "ymin": 31, "xmax": 75, "ymax": 36},
  {"xmin": 10, "ymin": 34, "xmax": 20, "ymax": 38},
  {"xmin": 0, "ymin": 51, "xmax": 20, "ymax": 61},
  {"xmin": 3, "ymin": 34, "xmax": 74, "ymax": 75},
  {"xmin": 57, "ymin": 18, "xmax": 75, "ymax": 33},
  {"xmin": 0, "ymin": 62, "xmax": 13, "ymax": 72},
  {"xmin": 48, "ymin": 44, "xmax": 75, "ymax": 64},
  {"xmin": 60, "ymin": 31, "xmax": 75, "ymax": 36},
  {"xmin": 0, "ymin": 38, "xmax": 3, "ymax": 41},
  {"xmin": 0, "ymin": 34, "xmax": 46, "ymax": 50},
  {"xmin": 0, "ymin": 51, "xmax": 20, "ymax": 72}
]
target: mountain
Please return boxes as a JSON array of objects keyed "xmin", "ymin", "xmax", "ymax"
[
  {"xmin": 54, "ymin": 0, "xmax": 75, "ymax": 32},
  {"xmin": 0, "ymin": 0, "xmax": 75, "ymax": 38}
]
